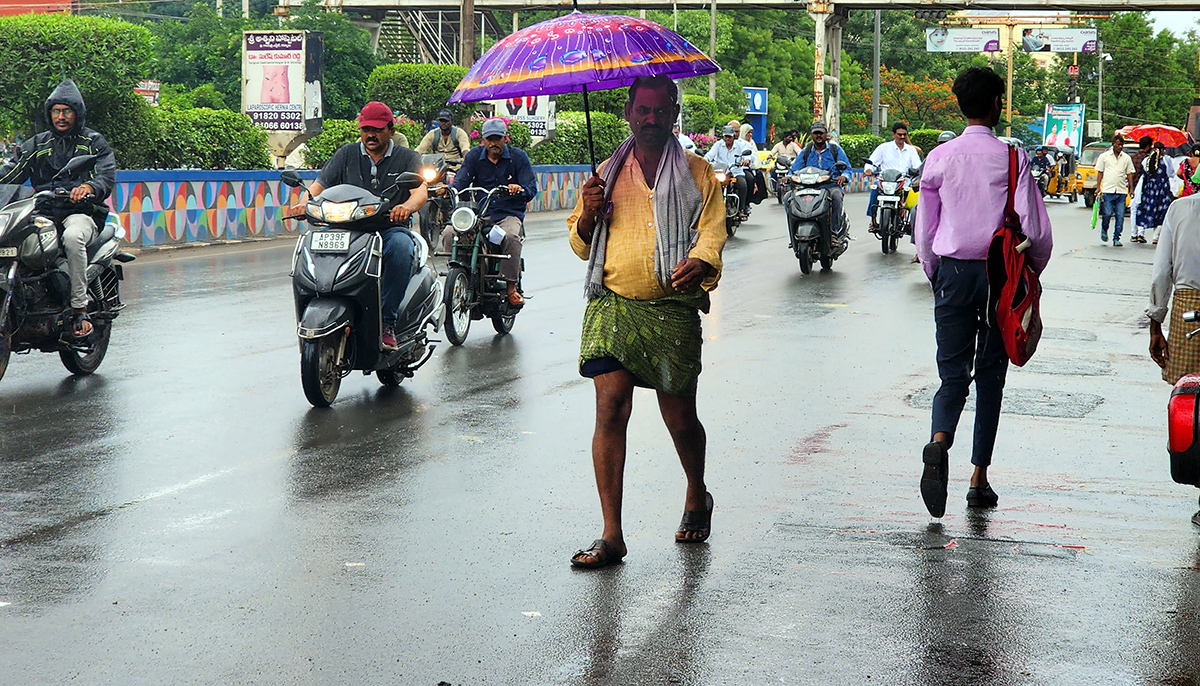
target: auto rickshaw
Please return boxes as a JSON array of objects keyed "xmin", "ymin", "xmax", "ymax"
[{"xmin": 1044, "ymin": 145, "xmax": 1078, "ymax": 202}]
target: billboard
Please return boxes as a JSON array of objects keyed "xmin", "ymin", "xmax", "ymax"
[
  {"xmin": 489, "ymin": 95, "xmax": 555, "ymax": 144},
  {"xmin": 1021, "ymin": 28, "xmax": 1098, "ymax": 53},
  {"xmin": 925, "ymin": 28, "xmax": 1001, "ymax": 53},
  {"xmin": 134, "ymin": 80, "xmax": 160, "ymax": 107},
  {"xmin": 1044, "ymin": 104, "xmax": 1087, "ymax": 155},
  {"xmin": 242, "ymin": 31, "xmax": 323, "ymax": 157}
]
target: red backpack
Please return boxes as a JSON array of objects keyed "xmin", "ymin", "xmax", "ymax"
[{"xmin": 986, "ymin": 145, "xmax": 1043, "ymax": 367}]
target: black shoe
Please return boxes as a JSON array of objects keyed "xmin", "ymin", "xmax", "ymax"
[
  {"xmin": 920, "ymin": 441, "xmax": 949, "ymax": 518},
  {"xmin": 966, "ymin": 484, "xmax": 999, "ymax": 508}
]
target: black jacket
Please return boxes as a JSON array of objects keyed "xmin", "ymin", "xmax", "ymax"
[{"xmin": 0, "ymin": 80, "xmax": 117, "ymax": 204}]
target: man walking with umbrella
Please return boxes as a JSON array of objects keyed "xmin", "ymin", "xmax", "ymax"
[{"xmin": 567, "ymin": 75, "xmax": 727, "ymax": 568}]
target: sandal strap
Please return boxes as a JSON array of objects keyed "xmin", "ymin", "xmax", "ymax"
[{"xmin": 573, "ymin": 539, "xmax": 613, "ymax": 561}]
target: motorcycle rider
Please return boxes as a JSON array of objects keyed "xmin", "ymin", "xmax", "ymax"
[
  {"xmin": 864, "ymin": 122, "xmax": 923, "ymax": 232},
  {"xmin": 439, "ymin": 118, "xmax": 537, "ymax": 307},
  {"xmin": 770, "ymin": 129, "xmax": 803, "ymax": 160},
  {"xmin": 0, "ymin": 79, "xmax": 116, "ymax": 338},
  {"xmin": 789, "ymin": 120, "xmax": 850, "ymax": 229},
  {"xmin": 299, "ymin": 101, "xmax": 428, "ymax": 350},
  {"xmin": 705, "ymin": 125, "xmax": 753, "ymax": 220},
  {"xmin": 673, "ymin": 123, "xmax": 696, "ymax": 153},
  {"xmin": 416, "ymin": 109, "xmax": 472, "ymax": 180}
]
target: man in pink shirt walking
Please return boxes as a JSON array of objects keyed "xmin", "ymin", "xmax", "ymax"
[{"xmin": 913, "ymin": 67, "xmax": 1053, "ymax": 517}]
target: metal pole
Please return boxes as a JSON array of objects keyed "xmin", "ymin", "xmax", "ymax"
[
  {"xmin": 811, "ymin": 8, "xmax": 827, "ymax": 124},
  {"xmin": 709, "ymin": 0, "xmax": 717, "ymax": 100},
  {"xmin": 674, "ymin": 1, "xmax": 678, "ymax": 31},
  {"xmin": 513, "ymin": 11, "xmax": 518, "ymax": 33},
  {"xmin": 1099, "ymin": 40, "xmax": 1104, "ymax": 136},
  {"xmin": 871, "ymin": 10, "xmax": 880, "ymax": 136},
  {"xmin": 242, "ymin": 0, "xmax": 248, "ymax": 18},
  {"xmin": 1005, "ymin": 24, "xmax": 1014, "ymax": 137},
  {"xmin": 460, "ymin": 0, "xmax": 475, "ymax": 67},
  {"xmin": 216, "ymin": 0, "xmax": 222, "ymax": 18}
]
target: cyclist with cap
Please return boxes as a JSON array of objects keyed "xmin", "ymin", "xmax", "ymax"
[
  {"xmin": 704, "ymin": 124, "xmax": 754, "ymax": 220},
  {"xmin": 439, "ymin": 118, "xmax": 537, "ymax": 306},
  {"xmin": 790, "ymin": 119, "xmax": 851, "ymax": 226},
  {"xmin": 416, "ymin": 109, "xmax": 472, "ymax": 180},
  {"xmin": 299, "ymin": 101, "xmax": 427, "ymax": 350}
]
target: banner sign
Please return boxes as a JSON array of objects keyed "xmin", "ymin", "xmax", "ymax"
[
  {"xmin": 487, "ymin": 95, "xmax": 555, "ymax": 144},
  {"xmin": 925, "ymin": 28, "xmax": 1001, "ymax": 53},
  {"xmin": 134, "ymin": 80, "xmax": 161, "ymax": 107},
  {"xmin": 1044, "ymin": 103, "xmax": 1087, "ymax": 155},
  {"xmin": 1022, "ymin": 28, "xmax": 1098, "ymax": 53},
  {"xmin": 743, "ymin": 87, "xmax": 768, "ymax": 115},
  {"xmin": 242, "ymin": 30, "xmax": 323, "ymax": 158}
]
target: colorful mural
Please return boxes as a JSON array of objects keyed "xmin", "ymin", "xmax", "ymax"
[{"xmin": 106, "ymin": 166, "xmax": 870, "ymax": 247}]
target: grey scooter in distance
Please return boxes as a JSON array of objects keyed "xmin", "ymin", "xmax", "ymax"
[
  {"xmin": 783, "ymin": 162, "xmax": 849, "ymax": 275},
  {"xmin": 281, "ymin": 169, "xmax": 445, "ymax": 408},
  {"xmin": 0, "ymin": 154, "xmax": 134, "ymax": 384}
]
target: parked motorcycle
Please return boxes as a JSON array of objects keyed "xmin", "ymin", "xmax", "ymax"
[
  {"xmin": 418, "ymin": 153, "xmax": 452, "ymax": 247},
  {"xmin": 0, "ymin": 155, "xmax": 134, "ymax": 384},
  {"xmin": 770, "ymin": 154, "xmax": 794, "ymax": 204},
  {"xmin": 281, "ymin": 169, "xmax": 444, "ymax": 407},
  {"xmin": 1169, "ymin": 311, "xmax": 1200, "ymax": 504},
  {"xmin": 867, "ymin": 159, "xmax": 918, "ymax": 254},
  {"xmin": 441, "ymin": 185, "xmax": 525, "ymax": 346},
  {"xmin": 783, "ymin": 163, "xmax": 849, "ymax": 274}
]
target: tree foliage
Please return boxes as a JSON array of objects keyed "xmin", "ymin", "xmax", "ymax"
[
  {"xmin": 302, "ymin": 118, "xmax": 358, "ymax": 168},
  {"xmin": 367, "ymin": 63, "xmax": 472, "ymax": 128},
  {"xmin": 154, "ymin": 107, "xmax": 272, "ymax": 169},
  {"xmin": 0, "ymin": 13, "xmax": 153, "ymax": 133},
  {"xmin": 682, "ymin": 94, "xmax": 717, "ymax": 135},
  {"xmin": 529, "ymin": 111, "xmax": 628, "ymax": 166}
]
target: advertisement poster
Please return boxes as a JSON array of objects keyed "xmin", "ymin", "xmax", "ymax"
[
  {"xmin": 925, "ymin": 27, "xmax": 1001, "ymax": 53},
  {"xmin": 489, "ymin": 95, "xmax": 555, "ymax": 144},
  {"xmin": 1021, "ymin": 28, "xmax": 1098, "ymax": 53},
  {"xmin": 243, "ymin": 31, "xmax": 306, "ymax": 132},
  {"xmin": 1044, "ymin": 104, "xmax": 1087, "ymax": 155},
  {"xmin": 134, "ymin": 80, "xmax": 160, "ymax": 107}
]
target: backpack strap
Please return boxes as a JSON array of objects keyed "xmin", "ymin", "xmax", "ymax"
[
  {"xmin": 1005, "ymin": 144, "xmax": 1018, "ymax": 218},
  {"xmin": 800, "ymin": 144, "xmax": 813, "ymax": 167}
]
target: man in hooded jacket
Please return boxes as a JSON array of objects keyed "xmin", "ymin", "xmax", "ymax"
[{"xmin": 0, "ymin": 80, "xmax": 117, "ymax": 337}]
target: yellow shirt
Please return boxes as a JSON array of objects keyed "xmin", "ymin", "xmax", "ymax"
[{"xmin": 567, "ymin": 151, "xmax": 726, "ymax": 300}]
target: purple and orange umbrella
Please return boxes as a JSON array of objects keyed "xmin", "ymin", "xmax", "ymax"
[{"xmin": 448, "ymin": 9, "xmax": 721, "ymax": 172}]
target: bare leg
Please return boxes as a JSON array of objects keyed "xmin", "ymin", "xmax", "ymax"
[
  {"xmin": 657, "ymin": 388, "xmax": 708, "ymax": 541},
  {"xmin": 573, "ymin": 370, "xmax": 635, "ymax": 565}
]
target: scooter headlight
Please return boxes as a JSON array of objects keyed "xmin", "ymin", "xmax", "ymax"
[
  {"xmin": 715, "ymin": 171, "xmax": 728, "ymax": 183},
  {"xmin": 421, "ymin": 167, "xmax": 438, "ymax": 183},
  {"xmin": 451, "ymin": 206, "xmax": 477, "ymax": 233},
  {"xmin": 321, "ymin": 201, "xmax": 357, "ymax": 223},
  {"xmin": 796, "ymin": 172, "xmax": 826, "ymax": 185},
  {"xmin": 879, "ymin": 181, "xmax": 899, "ymax": 194},
  {"xmin": 306, "ymin": 201, "xmax": 323, "ymax": 221}
]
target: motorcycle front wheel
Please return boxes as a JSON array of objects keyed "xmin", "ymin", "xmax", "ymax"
[
  {"xmin": 798, "ymin": 244, "xmax": 813, "ymax": 274},
  {"xmin": 878, "ymin": 208, "xmax": 893, "ymax": 254},
  {"xmin": 300, "ymin": 334, "xmax": 342, "ymax": 408},
  {"xmin": 377, "ymin": 368, "xmax": 403, "ymax": 387},
  {"xmin": 492, "ymin": 313, "xmax": 515, "ymax": 335},
  {"xmin": 0, "ymin": 336, "xmax": 9, "ymax": 384},
  {"xmin": 60, "ymin": 317, "xmax": 111, "ymax": 376},
  {"xmin": 820, "ymin": 254, "xmax": 833, "ymax": 271},
  {"xmin": 444, "ymin": 266, "xmax": 472, "ymax": 346}
]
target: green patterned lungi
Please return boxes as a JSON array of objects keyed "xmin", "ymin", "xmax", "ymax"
[{"xmin": 579, "ymin": 290, "xmax": 710, "ymax": 396}]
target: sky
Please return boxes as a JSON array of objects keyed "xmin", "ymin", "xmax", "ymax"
[{"xmin": 1150, "ymin": 11, "xmax": 1200, "ymax": 33}]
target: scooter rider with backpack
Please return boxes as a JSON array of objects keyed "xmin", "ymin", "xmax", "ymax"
[
  {"xmin": 789, "ymin": 120, "xmax": 851, "ymax": 225},
  {"xmin": 416, "ymin": 109, "xmax": 472, "ymax": 180}
]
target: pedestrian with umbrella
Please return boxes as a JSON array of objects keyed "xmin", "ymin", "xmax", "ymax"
[{"xmin": 1135, "ymin": 141, "xmax": 1174, "ymax": 244}]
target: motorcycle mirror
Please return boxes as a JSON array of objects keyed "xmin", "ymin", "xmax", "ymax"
[
  {"xmin": 280, "ymin": 170, "xmax": 304, "ymax": 188},
  {"xmin": 54, "ymin": 154, "xmax": 97, "ymax": 180},
  {"xmin": 909, "ymin": 167, "xmax": 922, "ymax": 176},
  {"xmin": 395, "ymin": 171, "xmax": 424, "ymax": 190},
  {"xmin": 834, "ymin": 161, "xmax": 848, "ymax": 172}
]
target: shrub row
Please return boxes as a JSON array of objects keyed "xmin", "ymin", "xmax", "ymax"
[{"xmin": 529, "ymin": 111, "xmax": 629, "ymax": 167}]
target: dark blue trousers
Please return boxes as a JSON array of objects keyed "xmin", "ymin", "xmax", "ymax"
[
  {"xmin": 931, "ymin": 258, "xmax": 1009, "ymax": 467},
  {"xmin": 380, "ymin": 226, "xmax": 415, "ymax": 327}
]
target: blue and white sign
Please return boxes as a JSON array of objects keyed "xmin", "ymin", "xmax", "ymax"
[{"xmin": 744, "ymin": 87, "xmax": 768, "ymax": 115}]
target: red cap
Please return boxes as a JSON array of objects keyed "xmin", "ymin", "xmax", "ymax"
[{"xmin": 357, "ymin": 101, "xmax": 395, "ymax": 129}]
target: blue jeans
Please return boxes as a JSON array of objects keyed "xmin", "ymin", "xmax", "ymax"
[
  {"xmin": 931, "ymin": 258, "xmax": 1009, "ymax": 468},
  {"xmin": 867, "ymin": 186, "xmax": 879, "ymax": 217},
  {"xmin": 380, "ymin": 225, "xmax": 415, "ymax": 326},
  {"xmin": 1100, "ymin": 192, "xmax": 1126, "ymax": 241}
]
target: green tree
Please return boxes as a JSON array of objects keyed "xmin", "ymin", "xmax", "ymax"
[
  {"xmin": 284, "ymin": 0, "xmax": 378, "ymax": 120},
  {"xmin": 0, "ymin": 13, "xmax": 153, "ymax": 133},
  {"xmin": 367, "ymin": 63, "xmax": 471, "ymax": 128}
]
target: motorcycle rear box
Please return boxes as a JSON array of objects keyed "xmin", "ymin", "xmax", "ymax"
[{"xmin": 1168, "ymin": 374, "xmax": 1200, "ymax": 486}]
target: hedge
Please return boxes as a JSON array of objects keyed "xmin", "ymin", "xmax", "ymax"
[
  {"xmin": 303, "ymin": 119, "xmax": 358, "ymax": 168},
  {"xmin": 153, "ymin": 107, "xmax": 271, "ymax": 170},
  {"xmin": 530, "ymin": 111, "xmax": 629, "ymax": 166},
  {"xmin": 367, "ymin": 63, "xmax": 472, "ymax": 128},
  {"xmin": 838, "ymin": 134, "xmax": 886, "ymax": 167},
  {"xmin": 682, "ymin": 94, "xmax": 716, "ymax": 136},
  {"xmin": 908, "ymin": 129, "xmax": 944, "ymax": 155}
]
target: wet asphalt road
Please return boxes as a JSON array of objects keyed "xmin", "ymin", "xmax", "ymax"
[{"xmin": 2, "ymin": 193, "xmax": 1198, "ymax": 685}]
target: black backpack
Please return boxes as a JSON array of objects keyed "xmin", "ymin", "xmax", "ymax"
[
  {"xmin": 799, "ymin": 142, "xmax": 842, "ymax": 170},
  {"xmin": 433, "ymin": 126, "xmax": 463, "ymax": 156}
]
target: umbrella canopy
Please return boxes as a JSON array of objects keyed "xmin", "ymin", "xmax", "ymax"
[
  {"xmin": 448, "ymin": 12, "xmax": 720, "ymax": 104},
  {"xmin": 1119, "ymin": 124, "xmax": 1191, "ymax": 148}
]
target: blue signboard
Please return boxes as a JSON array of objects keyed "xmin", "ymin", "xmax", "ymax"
[{"xmin": 743, "ymin": 87, "xmax": 768, "ymax": 144}]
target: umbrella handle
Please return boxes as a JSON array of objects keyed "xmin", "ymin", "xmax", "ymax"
[{"xmin": 582, "ymin": 84, "xmax": 597, "ymax": 176}]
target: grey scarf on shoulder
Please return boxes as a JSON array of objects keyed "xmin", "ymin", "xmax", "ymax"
[{"xmin": 584, "ymin": 135, "xmax": 704, "ymax": 299}]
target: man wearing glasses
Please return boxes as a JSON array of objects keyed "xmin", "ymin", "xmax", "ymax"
[{"xmin": 864, "ymin": 122, "xmax": 923, "ymax": 231}]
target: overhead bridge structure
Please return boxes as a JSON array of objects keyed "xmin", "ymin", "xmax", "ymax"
[{"xmin": 280, "ymin": 0, "xmax": 1200, "ymax": 133}]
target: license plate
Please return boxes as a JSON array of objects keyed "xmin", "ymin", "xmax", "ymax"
[
  {"xmin": 311, "ymin": 231, "xmax": 350, "ymax": 253},
  {"xmin": 0, "ymin": 247, "xmax": 15, "ymax": 258}
]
